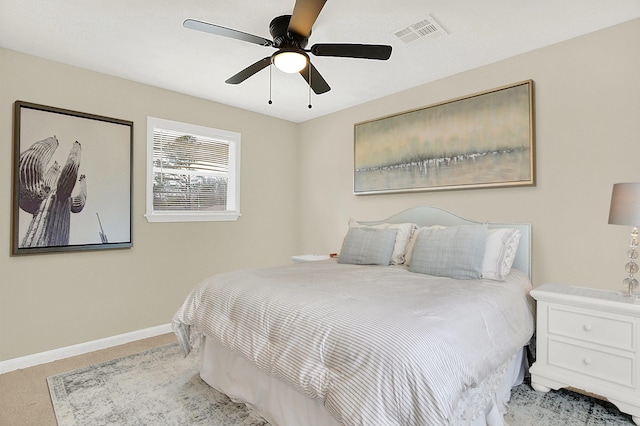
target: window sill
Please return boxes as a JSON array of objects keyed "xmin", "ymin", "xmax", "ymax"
[{"xmin": 145, "ymin": 212, "xmax": 241, "ymax": 223}]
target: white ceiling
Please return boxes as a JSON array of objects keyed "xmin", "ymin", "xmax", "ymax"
[{"xmin": 1, "ymin": 1, "xmax": 639, "ymax": 123}]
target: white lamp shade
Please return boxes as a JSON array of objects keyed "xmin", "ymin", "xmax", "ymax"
[
  {"xmin": 608, "ymin": 182, "xmax": 640, "ymax": 226},
  {"xmin": 273, "ymin": 50, "xmax": 307, "ymax": 73}
]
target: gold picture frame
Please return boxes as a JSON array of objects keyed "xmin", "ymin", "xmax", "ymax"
[{"xmin": 354, "ymin": 80, "xmax": 535, "ymax": 195}]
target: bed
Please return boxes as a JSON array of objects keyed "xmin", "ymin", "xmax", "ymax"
[{"xmin": 173, "ymin": 206, "xmax": 535, "ymax": 426}]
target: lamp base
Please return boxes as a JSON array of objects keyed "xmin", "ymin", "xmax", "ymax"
[{"xmin": 621, "ymin": 226, "xmax": 639, "ymax": 298}]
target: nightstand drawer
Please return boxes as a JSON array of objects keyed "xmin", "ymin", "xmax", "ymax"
[
  {"xmin": 548, "ymin": 339, "xmax": 634, "ymax": 387},
  {"xmin": 548, "ymin": 305, "xmax": 635, "ymax": 351}
]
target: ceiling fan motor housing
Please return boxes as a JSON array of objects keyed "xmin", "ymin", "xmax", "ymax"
[{"xmin": 269, "ymin": 15, "xmax": 309, "ymax": 49}]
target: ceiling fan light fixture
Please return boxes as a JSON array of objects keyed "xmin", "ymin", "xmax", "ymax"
[{"xmin": 272, "ymin": 49, "xmax": 308, "ymax": 73}]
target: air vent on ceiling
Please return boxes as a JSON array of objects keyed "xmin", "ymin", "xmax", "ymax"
[{"xmin": 394, "ymin": 15, "xmax": 447, "ymax": 44}]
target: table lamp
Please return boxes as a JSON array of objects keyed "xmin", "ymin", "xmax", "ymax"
[{"xmin": 608, "ymin": 182, "xmax": 640, "ymax": 297}]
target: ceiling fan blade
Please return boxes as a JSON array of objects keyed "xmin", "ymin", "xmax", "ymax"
[
  {"xmin": 310, "ymin": 43, "xmax": 392, "ymax": 60},
  {"xmin": 288, "ymin": 0, "xmax": 327, "ymax": 37},
  {"xmin": 183, "ymin": 19, "xmax": 272, "ymax": 47},
  {"xmin": 225, "ymin": 57, "xmax": 272, "ymax": 84},
  {"xmin": 299, "ymin": 62, "xmax": 331, "ymax": 94}
]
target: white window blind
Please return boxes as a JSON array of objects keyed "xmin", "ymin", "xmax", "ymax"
[{"xmin": 146, "ymin": 117, "xmax": 240, "ymax": 222}]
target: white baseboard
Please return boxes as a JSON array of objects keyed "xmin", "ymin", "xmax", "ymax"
[{"xmin": 0, "ymin": 323, "xmax": 172, "ymax": 374}]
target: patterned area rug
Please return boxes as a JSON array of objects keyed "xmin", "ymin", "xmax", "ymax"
[
  {"xmin": 505, "ymin": 381, "xmax": 634, "ymax": 426},
  {"xmin": 48, "ymin": 343, "xmax": 267, "ymax": 425},
  {"xmin": 48, "ymin": 343, "xmax": 634, "ymax": 425}
]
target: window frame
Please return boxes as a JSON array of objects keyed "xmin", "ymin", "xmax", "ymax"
[{"xmin": 145, "ymin": 116, "xmax": 241, "ymax": 222}]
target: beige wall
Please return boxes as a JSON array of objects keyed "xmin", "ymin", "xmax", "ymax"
[
  {"xmin": 2, "ymin": 19, "xmax": 639, "ymax": 362},
  {"xmin": 297, "ymin": 19, "xmax": 640, "ymax": 291},
  {"xmin": 0, "ymin": 49, "xmax": 299, "ymax": 361}
]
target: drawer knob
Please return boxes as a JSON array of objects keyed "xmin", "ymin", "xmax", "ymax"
[
  {"xmin": 583, "ymin": 324, "xmax": 592, "ymax": 332},
  {"xmin": 583, "ymin": 357, "xmax": 592, "ymax": 365}
]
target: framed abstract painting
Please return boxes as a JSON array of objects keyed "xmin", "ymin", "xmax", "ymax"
[{"xmin": 354, "ymin": 80, "xmax": 535, "ymax": 195}]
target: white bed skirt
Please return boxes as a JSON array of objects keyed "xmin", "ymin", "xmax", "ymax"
[{"xmin": 199, "ymin": 337, "xmax": 526, "ymax": 426}]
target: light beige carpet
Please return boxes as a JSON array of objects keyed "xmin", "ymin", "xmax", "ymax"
[{"xmin": 0, "ymin": 333, "xmax": 176, "ymax": 426}]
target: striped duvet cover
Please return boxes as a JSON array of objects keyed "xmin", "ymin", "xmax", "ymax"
[{"xmin": 172, "ymin": 259, "xmax": 534, "ymax": 425}]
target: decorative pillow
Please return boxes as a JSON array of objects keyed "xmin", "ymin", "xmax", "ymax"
[
  {"xmin": 408, "ymin": 225, "xmax": 488, "ymax": 279},
  {"xmin": 404, "ymin": 225, "xmax": 448, "ymax": 267},
  {"xmin": 348, "ymin": 219, "xmax": 417, "ymax": 265},
  {"xmin": 338, "ymin": 227, "xmax": 399, "ymax": 266},
  {"xmin": 481, "ymin": 228, "xmax": 521, "ymax": 281}
]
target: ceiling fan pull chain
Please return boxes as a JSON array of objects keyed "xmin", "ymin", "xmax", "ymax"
[
  {"xmin": 308, "ymin": 66, "xmax": 312, "ymax": 109},
  {"xmin": 268, "ymin": 65, "xmax": 273, "ymax": 105}
]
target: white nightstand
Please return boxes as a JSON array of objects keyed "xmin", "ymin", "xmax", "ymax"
[
  {"xmin": 529, "ymin": 283, "xmax": 640, "ymax": 425},
  {"xmin": 291, "ymin": 254, "xmax": 330, "ymax": 263}
]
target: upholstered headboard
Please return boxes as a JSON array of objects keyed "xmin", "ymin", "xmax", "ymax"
[{"xmin": 359, "ymin": 206, "xmax": 532, "ymax": 280}]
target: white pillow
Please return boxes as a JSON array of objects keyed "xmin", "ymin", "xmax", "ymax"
[
  {"xmin": 404, "ymin": 225, "xmax": 448, "ymax": 267},
  {"xmin": 348, "ymin": 219, "xmax": 417, "ymax": 265},
  {"xmin": 481, "ymin": 228, "xmax": 521, "ymax": 281}
]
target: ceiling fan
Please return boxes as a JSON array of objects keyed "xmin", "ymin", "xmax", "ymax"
[{"xmin": 183, "ymin": 0, "xmax": 392, "ymax": 96}]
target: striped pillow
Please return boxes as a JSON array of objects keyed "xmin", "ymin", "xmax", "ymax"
[
  {"xmin": 348, "ymin": 219, "xmax": 417, "ymax": 265},
  {"xmin": 408, "ymin": 225, "xmax": 488, "ymax": 279},
  {"xmin": 338, "ymin": 227, "xmax": 399, "ymax": 266}
]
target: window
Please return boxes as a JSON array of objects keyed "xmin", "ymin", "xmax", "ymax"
[{"xmin": 146, "ymin": 117, "xmax": 240, "ymax": 222}]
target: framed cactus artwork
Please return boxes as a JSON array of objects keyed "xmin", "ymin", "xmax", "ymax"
[{"xmin": 11, "ymin": 101, "xmax": 133, "ymax": 255}]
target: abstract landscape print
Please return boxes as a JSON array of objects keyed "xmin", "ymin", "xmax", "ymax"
[{"xmin": 354, "ymin": 80, "xmax": 534, "ymax": 194}]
